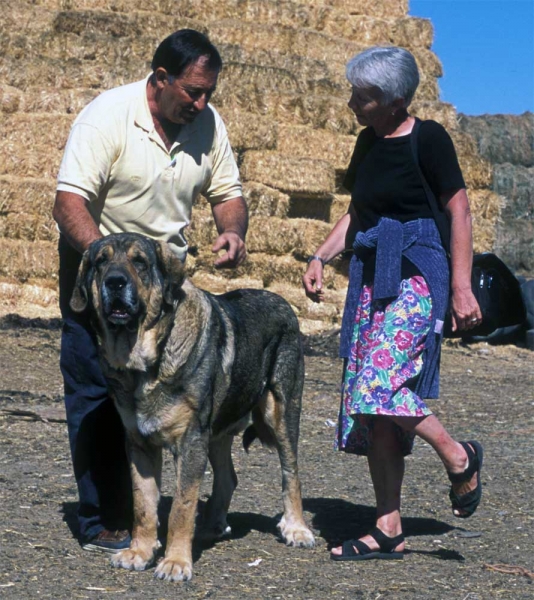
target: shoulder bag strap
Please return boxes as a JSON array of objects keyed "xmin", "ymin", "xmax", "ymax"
[{"xmin": 410, "ymin": 118, "xmax": 451, "ymax": 254}]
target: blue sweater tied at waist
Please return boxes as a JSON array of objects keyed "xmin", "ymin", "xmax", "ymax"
[{"xmin": 339, "ymin": 217, "xmax": 450, "ymax": 399}]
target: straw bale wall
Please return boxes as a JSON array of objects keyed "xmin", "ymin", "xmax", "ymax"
[
  {"xmin": 0, "ymin": 0, "xmax": 504, "ymax": 327},
  {"xmin": 460, "ymin": 112, "xmax": 534, "ymax": 275}
]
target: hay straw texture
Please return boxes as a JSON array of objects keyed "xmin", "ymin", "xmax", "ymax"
[
  {"xmin": 451, "ymin": 131, "xmax": 493, "ymax": 190},
  {"xmin": 0, "ymin": 85, "xmax": 20, "ymax": 113},
  {"xmin": 459, "ymin": 113, "xmax": 534, "ymax": 168},
  {"xmin": 330, "ymin": 194, "xmax": 351, "ymax": 224},
  {"xmin": 191, "ymin": 249, "xmax": 347, "ymax": 290},
  {"xmin": 216, "ymin": 107, "xmax": 277, "ymax": 152},
  {"xmin": 188, "ymin": 207, "xmax": 332, "ymax": 259},
  {"xmin": 240, "ymin": 152, "xmax": 336, "ymax": 197},
  {"xmin": 410, "ymin": 101, "xmax": 459, "ymax": 133},
  {"xmin": 276, "ymin": 125, "xmax": 356, "ymax": 172},
  {"xmin": 390, "ymin": 17, "xmax": 434, "ymax": 49},
  {"xmin": 0, "ymin": 239, "xmax": 58, "ymax": 280},
  {"xmin": 214, "ymin": 91, "xmax": 357, "ymax": 135},
  {"xmin": 0, "ymin": 177, "xmax": 57, "ymax": 229},
  {"xmin": 1, "ymin": 85, "xmax": 99, "ymax": 115},
  {"xmin": 0, "ymin": 114, "xmax": 73, "ymax": 178},
  {"xmin": 1, "ymin": 0, "xmax": 509, "ymax": 320},
  {"xmin": 38, "ymin": 0, "xmax": 407, "ymax": 21},
  {"xmin": 300, "ymin": 0, "xmax": 408, "ymax": 20},
  {"xmin": 242, "ymin": 182, "xmax": 290, "ymax": 218},
  {"xmin": 469, "ymin": 189, "xmax": 503, "ymax": 253},
  {"xmin": 0, "ymin": 281, "xmax": 57, "ymax": 307},
  {"xmin": 0, "ymin": 214, "xmax": 58, "ymax": 243},
  {"xmin": 209, "ymin": 19, "xmax": 362, "ymax": 67},
  {"xmin": 266, "ymin": 281, "xmax": 347, "ymax": 323}
]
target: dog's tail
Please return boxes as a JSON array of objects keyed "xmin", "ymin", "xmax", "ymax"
[{"xmin": 242, "ymin": 407, "xmax": 277, "ymax": 453}]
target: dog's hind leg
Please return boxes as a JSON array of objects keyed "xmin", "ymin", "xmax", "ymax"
[
  {"xmin": 258, "ymin": 381, "xmax": 315, "ymax": 548},
  {"xmin": 200, "ymin": 434, "xmax": 237, "ymax": 540}
]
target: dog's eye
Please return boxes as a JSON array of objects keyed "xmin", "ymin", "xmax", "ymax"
[
  {"xmin": 132, "ymin": 256, "xmax": 147, "ymax": 271},
  {"xmin": 95, "ymin": 254, "xmax": 108, "ymax": 268}
]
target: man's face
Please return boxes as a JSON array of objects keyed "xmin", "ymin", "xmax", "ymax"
[{"xmin": 156, "ymin": 56, "xmax": 219, "ymax": 125}]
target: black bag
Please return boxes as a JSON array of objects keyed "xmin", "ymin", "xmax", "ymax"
[
  {"xmin": 410, "ymin": 119, "xmax": 526, "ymax": 338},
  {"xmin": 443, "ymin": 252, "xmax": 526, "ymax": 338}
]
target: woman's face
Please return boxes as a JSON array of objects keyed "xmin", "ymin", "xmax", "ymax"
[{"xmin": 348, "ymin": 87, "xmax": 391, "ymax": 130}]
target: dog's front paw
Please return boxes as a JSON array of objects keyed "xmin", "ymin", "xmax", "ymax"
[
  {"xmin": 110, "ymin": 546, "xmax": 157, "ymax": 571},
  {"xmin": 154, "ymin": 556, "xmax": 193, "ymax": 582},
  {"xmin": 278, "ymin": 516, "xmax": 315, "ymax": 548}
]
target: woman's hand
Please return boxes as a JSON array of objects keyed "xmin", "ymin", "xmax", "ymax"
[
  {"xmin": 450, "ymin": 286, "xmax": 483, "ymax": 332},
  {"xmin": 303, "ymin": 259, "xmax": 325, "ymax": 303}
]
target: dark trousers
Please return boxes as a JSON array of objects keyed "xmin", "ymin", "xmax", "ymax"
[{"xmin": 59, "ymin": 236, "xmax": 132, "ymax": 541}]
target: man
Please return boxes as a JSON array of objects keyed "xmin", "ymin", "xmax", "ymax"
[{"xmin": 53, "ymin": 29, "xmax": 248, "ymax": 553}]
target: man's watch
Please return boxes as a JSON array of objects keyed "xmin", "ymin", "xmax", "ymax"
[{"xmin": 307, "ymin": 255, "xmax": 326, "ymax": 267}]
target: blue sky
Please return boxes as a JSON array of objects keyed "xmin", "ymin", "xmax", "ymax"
[{"xmin": 409, "ymin": 0, "xmax": 534, "ymax": 115}]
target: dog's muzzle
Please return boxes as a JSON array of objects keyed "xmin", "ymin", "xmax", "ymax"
[{"xmin": 101, "ymin": 270, "xmax": 140, "ymax": 329}]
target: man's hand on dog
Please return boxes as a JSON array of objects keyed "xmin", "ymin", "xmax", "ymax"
[{"xmin": 212, "ymin": 231, "xmax": 246, "ymax": 268}]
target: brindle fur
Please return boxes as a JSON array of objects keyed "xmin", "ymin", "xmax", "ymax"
[{"xmin": 70, "ymin": 232, "xmax": 314, "ymax": 582}]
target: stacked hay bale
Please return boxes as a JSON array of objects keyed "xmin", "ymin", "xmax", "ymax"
[
  {"xmin": 459, "ymin": 112, "xmax": 533, "ymax": 276},
  {"xmin": 0, "ymin": 0, "xmax": 502, "ymax": 329}
]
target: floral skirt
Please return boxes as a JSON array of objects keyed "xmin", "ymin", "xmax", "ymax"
[{"xmin": 335, "ymin": 276, "xmax": 433, "ymax": 456}]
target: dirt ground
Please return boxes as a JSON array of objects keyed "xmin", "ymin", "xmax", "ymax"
[{"xmin": 0, "ymin": 315, "xmax": 533, "ymax": 600}]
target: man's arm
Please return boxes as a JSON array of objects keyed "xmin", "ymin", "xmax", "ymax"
[
  {"xmin": 211, "ymin": 196, "xmax": 248, "ymax": 268},
  {"xmin": 52, "ymin": 191, "xmax": 103, "ymax": 254}
]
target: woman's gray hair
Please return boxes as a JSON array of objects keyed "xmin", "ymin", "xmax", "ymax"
[{"xmin": 346, "ymin": 46, "xmax": 420, "ymax": 107}]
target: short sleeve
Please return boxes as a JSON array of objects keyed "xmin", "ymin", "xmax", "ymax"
[
  {"xmin": 202, "ymin": 110, "xmax": 242, "ymax": 204},
  {"xmin": 57, "ymin": 122, "xmax": 116, "ymax": 202},
  {"xmin": 418, "ymin": 120, "xmax": 465, "ymax": 196}
]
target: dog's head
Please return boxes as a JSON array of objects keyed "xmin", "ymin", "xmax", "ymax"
[{"xmin": 70, "ymin": 233, "xmax": 185, "ymax": 333}]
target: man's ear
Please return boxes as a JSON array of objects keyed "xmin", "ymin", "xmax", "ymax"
[
  {"xmin": 155, "ymin": 241, "xmax": 185, "ymax": 305},
  {"xmin": 69, "ymin": 252, "xmax": 92, "ymax": 313}
]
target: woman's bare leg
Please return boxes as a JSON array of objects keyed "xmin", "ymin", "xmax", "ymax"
[
  {"xmin": 391, "ymin": 414, "xmax": 479, "ymax": 517},
  {"xmin": 331, "ymin": 417, "xmax": 405, "ymax": 556}
]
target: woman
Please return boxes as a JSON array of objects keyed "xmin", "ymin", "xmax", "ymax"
[{"xmin": 302, "ymin": 46, "xmax": 484, "ymax": 561}]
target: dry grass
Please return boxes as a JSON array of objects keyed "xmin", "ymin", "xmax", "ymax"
[
  {"xmin": 0, "ymin": 177, "xmax": 56, "ymax": 218},
  {"xmin": 390, "ymin": 16, "xmax": 434, "ymax": 49},
  {"xmin": 240, "ymin": 151, "xmax": 336, "ymax": 197},
  {"xmin": 0, "ymin": 239, "xmax": 58, "ymax": 280},
  {"xmin": 188, "ymin": 207, "xmax": 332, "ymax": 259},
  {"xmin": 276, "ymin": 125, "xmax": 356, "ymax": 172},
  {"xmin": 301, "ymin": 0, "xmax": 408, "ymax": 20},
  {"xmin": 0, "ymin": 84, "xmax": 20, "ymax": 113},
  {"xmin": 0, "ymin": 214, "xmax": 58, "ymax": 242},
  {"xmin": 190, "ymin": 249, "xmax": 347, "ymax": 289},
  {"xmin": 410, "ymin": 101, "xmax": 459, "ymax": 133},
  {"xmin": 266, "ymin": 280, "xmax": 346, "ymax": 324},
  {"xmin": 242, "ymin": 182, "xmax": 290, "ymax": 218},
  {"xmin": 329, "ymin": 194, "xmax": 351, "ymax": 224},
  {"xmin": 452, "ymin": 130, "xmax": 493, "ymax": 190},
  {"xmin": 216, "ymin": 107, "xmax": 277, "ymax": 152},
  {"xmin": 1, "ymin": 0, "xmax": 511, "ymax": 322},
  {"xmin": 214, "ymin": 91, "xmax": 358, "ymax": 134},
  {"xmin": 469, "ymin": 188, "xmax": 503, "ymax": 253}
]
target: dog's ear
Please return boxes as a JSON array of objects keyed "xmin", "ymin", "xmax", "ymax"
[
  {"xmin": 69, "ymin": 251, "xmax": 92, "ymax": 313},
  {"xmin": 155, "ymin": 241, "xmax": 186, "ymax": 305}
]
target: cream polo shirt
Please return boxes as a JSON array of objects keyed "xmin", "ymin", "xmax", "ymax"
[{"xmin": 57, "ymin": 76, "xmax": 242, "ymax": 259}]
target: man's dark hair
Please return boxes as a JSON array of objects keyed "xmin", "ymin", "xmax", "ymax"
[{"xmin": 151, "ymin": 29, "xmax": 222, "ymax": 77}]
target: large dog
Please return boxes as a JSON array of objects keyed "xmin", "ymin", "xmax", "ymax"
[{"xmin": 70, "ymin": 232, "xmax": 315, "ymax": 581}]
